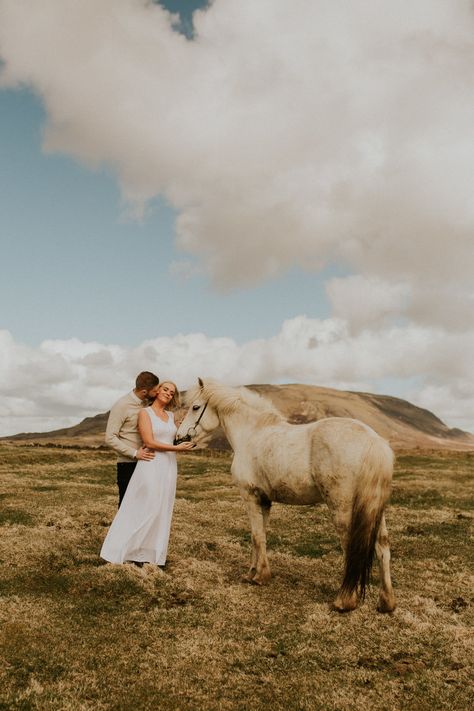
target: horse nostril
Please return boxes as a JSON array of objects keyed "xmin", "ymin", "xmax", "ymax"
[{"xmin": 174, "ymin": 434, "xmax": 192, "ymax": 445}]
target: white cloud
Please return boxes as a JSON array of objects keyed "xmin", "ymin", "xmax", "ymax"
[
  {"xmin": 1, "ymin": 320, "xmax": 473, "ymax": 436},
  {"xmin": 0, "ymin": 0, "xmax": 473, "ymax": 303},
  {"xmin": 1, "ymin": 1, "xmax": 473, "ymax": 436},
  {"xmin": 326, "ymin": 276, "xmax": 411, "ymax": 333}
]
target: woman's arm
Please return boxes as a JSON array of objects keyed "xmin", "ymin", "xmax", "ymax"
[{"xmin": 138, "ymin": 410, "xmax": 193, "ymax": 452}]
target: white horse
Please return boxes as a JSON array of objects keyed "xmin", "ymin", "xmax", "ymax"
[{"xmin": 176, "ymin": 379, "xmax": 396, "ymax": 613}]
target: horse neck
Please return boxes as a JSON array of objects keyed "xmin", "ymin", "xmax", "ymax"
[{"xmin": 218, "ymin": 408, "xmax": 254, "ymax": 451}]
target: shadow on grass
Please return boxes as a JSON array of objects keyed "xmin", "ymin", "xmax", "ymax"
[
  {"xmin": 1, "ymin": 570, "xmax": 71, "ymax": 597},
  {"xmin": 399, "ymin": 516, "xmax": 472, "ymax": 560},
  {"xmin": 292, "ymin": 539, "xmax": 339, "ymax": 558},
  {"xmin": 31, "ymin": 485, "xmax": 61, "ymax": 492},
  {"xmin": 392, "ymin": 487, "xmax": 474, "ymax": 510},
  {"xmin": 0, "ymin": 622, "xmax": 67, "ymax": 689},
  {"xmin": 0, "ymin": 509, "xmax": 35, "ymax": 526},
  {"xmin": 229, "ymin": 528, "xmax": 339, "ymax": 559},
  {"xmin": 421, "ymin": 518, "xmax": 472, "ymax": 539}
]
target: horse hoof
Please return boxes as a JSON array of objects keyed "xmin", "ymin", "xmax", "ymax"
[
  {"xmin": 332, "ymin": 603, "xmax": 356, "ymax": 613},
  {"xmin": 377, "ymin": 593, "xmax": 396, "ymax": 614},
  {"xmin": 241, "ymin": 574, "xmax": 256, "ymax": 584},
  {"xmin": 332, "ymin": 594, "xmax": 358, "ymax": 613},
  {"xmin": 242, "ymin": 573, "xmax": 270, "ymax": 586},
  {"xmin": 252, "ymin": 572, "xmax": 271, "ymax": 585}
]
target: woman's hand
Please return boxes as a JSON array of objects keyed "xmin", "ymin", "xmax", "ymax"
[{"xmin": 175, "ymin": 441, "xmax": 195, "ymax": 451}]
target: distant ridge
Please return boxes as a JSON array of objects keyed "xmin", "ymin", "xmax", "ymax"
[{"xmin": 4, "ymin": 384, "xmax": 474, "ymax": 452}]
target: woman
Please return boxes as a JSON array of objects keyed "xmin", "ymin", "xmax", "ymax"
[{"xmin": 100, "ymin": 381, "xmax": 194, "ymax": 566}]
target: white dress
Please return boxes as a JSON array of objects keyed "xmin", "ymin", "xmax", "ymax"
[{"xmin": 100, "ymin": 408, "xmax": 177, "ymax": 565}]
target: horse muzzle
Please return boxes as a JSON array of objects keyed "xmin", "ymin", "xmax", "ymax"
[{"xmin": 173, "ymin": 433, "xmax": 193, "ymax": 445}]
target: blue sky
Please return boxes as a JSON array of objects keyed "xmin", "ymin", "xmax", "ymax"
[
  {"xmin": 0, "ymin": 0, "xmax": 473, "ymax": 435},
  {"xmin": 0, "ymin": 78, "xmax": 339, "ymax": 347}
]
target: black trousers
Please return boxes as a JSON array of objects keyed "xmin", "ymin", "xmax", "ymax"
[{"xmin": 117, "ymin": 461, "xmax": 137, "ymax": 508}]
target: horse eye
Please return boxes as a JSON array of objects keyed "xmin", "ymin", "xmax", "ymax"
[{"xmin": 192, "ymin": 405, "xmax": 201, "ymax": 411}]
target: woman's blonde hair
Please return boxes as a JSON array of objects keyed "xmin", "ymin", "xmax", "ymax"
[{"xmin": 158, "ymin": 381, "xmax": 181, "ymax": 410}]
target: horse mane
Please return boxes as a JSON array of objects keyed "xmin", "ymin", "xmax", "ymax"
[{"xmin": 186, "ymin": 379, "xmax": 284, "ymax": 426}]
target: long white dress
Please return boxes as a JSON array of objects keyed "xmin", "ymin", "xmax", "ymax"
[{"xmin": 100, "ymin": 408, "xmax": 177, "ymax": 565}]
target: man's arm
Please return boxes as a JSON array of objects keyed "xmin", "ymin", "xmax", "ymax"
[{"xmin": 105, "ymin": 405, "xmax": 137, "ymax": 460}]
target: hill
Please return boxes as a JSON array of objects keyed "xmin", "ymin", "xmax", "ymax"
[{"xmin": 4, "ymin": 383, "xmax": 474, "ymax": 451}]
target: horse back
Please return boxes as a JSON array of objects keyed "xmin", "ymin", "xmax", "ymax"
[
  {"xmin": 308, "ymin": 417, "xmax": 393, "ymax": 468},
  {"xmin": 307, "ymin": 417, "xmax": 393, "ymax": 499},
  {"xmin": 238, "ymin": 417, "xmax": 392, "ymax": 506}
]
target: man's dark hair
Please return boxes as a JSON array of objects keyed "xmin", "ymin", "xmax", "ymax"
[{"xmin": 135, "ymin": 371, "xmax": 159, "ymax": 391}]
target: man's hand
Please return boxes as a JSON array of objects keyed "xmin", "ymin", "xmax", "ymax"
[{"xmin": 136, "ymin": 446, "xmax": 155, "ymax": 461}]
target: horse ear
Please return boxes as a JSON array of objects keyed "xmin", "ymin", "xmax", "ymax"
[{"xmin": 198, "ymin": 377, "xmax": 204, "ymax": 389}]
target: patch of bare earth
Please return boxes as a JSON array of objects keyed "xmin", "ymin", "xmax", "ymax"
[{"xmin": 0, "ymin": 444, "xmax": 472, "ymax": 710}]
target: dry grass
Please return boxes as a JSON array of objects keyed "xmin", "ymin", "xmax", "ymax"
[{"xmin": 0, "ymin": 444, "xmax": 472, "ymax": 710}]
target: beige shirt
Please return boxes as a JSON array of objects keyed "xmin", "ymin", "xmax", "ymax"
[{"xmin": 105, "ymin": 391, "xmax": 145, "ymax": 462}]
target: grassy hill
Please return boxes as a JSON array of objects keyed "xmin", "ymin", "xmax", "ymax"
[{"xmin": 4, "ymin": 383, "xmax": 474, "ymax": 451}]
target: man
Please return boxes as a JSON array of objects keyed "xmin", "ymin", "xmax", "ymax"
[{"xmin": 105, "ymin": 371, "xmax": 160, "ymax": 506}]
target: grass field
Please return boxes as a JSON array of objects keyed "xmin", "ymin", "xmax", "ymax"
[{"xmin": 0, "ymin": 443, "xmax": 472, "ymax": 710}]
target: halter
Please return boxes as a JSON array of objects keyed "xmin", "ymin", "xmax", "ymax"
[{"xmin": 174, "ymin": 401, "xmax": 209, "ymax": 445}]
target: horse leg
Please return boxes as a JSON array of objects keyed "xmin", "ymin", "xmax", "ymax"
[
  {"xmin": 375, "ymin": 514, "xmax": 396, "ymax": 613},
  {"xmin": 241, "ymin": 490, "xmax": 272, "ymax": 585},
  {"xmin": 245, "ymin": 539, "xmax": 258, "ymax": 582},
  {"xmin": 330, "ymin": 506, "xmax": 359, "ymax": 612},
  {"xmin": 245, "ymin": 499, "xmax": 272, "ymax": 581}
]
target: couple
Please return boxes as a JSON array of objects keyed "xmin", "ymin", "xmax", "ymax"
[{"xmin": 100, "ymin": 371, "xmax": 194, "ymax": 567}]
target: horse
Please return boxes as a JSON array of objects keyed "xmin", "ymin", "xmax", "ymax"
[{"xmin": 175, "ymin": 378, "xmax": 396, "ymax": 613}]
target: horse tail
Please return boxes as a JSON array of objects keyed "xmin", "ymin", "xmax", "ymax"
[{"xmin": 340, "ymin": 439, "xmax": 393, "ymax": 600}]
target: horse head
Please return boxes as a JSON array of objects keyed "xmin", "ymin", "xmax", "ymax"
[{"xmin": 174, "ymin": 378, "xmax": 220, "ymax": 446}]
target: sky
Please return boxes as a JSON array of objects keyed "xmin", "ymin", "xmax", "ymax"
[{"xmin": 0, "ymin": 0, "xmax": 473, "ymax": 436}]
